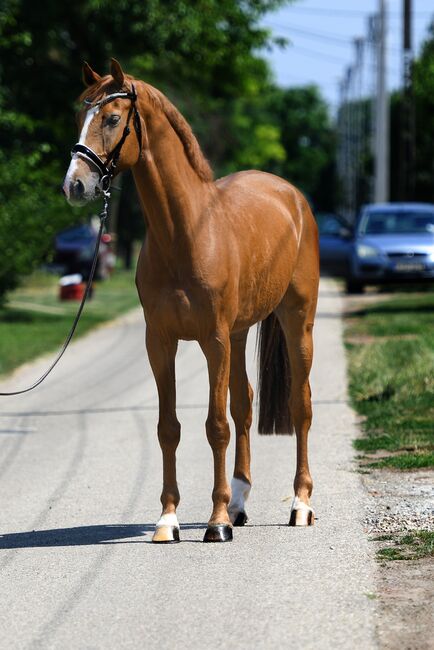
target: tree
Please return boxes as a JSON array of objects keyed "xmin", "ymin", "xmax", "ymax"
[
  {"xmin": 0, "ymin": 0, "xmax": 293, "ymax": 297},
  {"xmin": 264, "ymin": 86, "xmax": 337, "ymax": 212},
  {"xmin": 411, "ymin": 20, "xmax": 434, "ymax": 203}
]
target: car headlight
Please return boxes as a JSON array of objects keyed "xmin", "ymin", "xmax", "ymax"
[{"xmin": 356, "ymin": 244, "xmax": 380, "ymax": 258}]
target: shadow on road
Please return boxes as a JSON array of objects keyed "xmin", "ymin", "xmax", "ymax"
[{"xmin": 0, "ymin": 523, "xmax": 208, "ymax": 548}]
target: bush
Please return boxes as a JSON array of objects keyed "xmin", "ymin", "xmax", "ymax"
[{"xmin": 0, "ymin": 146, "xmax": 76, "ymax": 302}]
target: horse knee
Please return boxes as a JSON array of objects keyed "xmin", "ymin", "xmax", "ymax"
[{"xmin": 158, "ymin": 417, "xmax": 181, "ymax": 450}]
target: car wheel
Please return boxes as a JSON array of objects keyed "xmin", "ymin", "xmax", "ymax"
[{"xmin": 346, "ymin": 279, "xmax": 364, "ymax": 294}]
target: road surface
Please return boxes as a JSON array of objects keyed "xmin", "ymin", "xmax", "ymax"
[{"xmin": 0, "ymin": 279, "xmax": 377, "ymax": 649}]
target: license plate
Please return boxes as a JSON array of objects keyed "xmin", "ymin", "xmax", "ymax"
[{"xmin": 394, "ymin": 262, "xmax": 425, "ymax": 272}]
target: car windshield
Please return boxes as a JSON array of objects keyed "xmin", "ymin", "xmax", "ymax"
[{"xmin": 360, "ymin": 210, "xmax": 434, "ymax": 235}]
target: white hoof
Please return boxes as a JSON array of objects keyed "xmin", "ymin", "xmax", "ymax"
[
  {"xmin": 152, "ymin": 513, "xmax": 180, "ymax": 543},
  {"xmin": 289, "ymin": 496, "xmax": 314, "ymax": 526}
]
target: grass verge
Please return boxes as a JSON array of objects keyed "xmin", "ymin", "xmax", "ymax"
[
  {"xmin": 345, "ymin": 291, "xmax": 434, "ymax": 469},
  {"xmin": 0, "ymin": 267, "xmax": 139, "ymax": 377},
  {"xmin": 375, "ymin": 531, "xmax": 434, "ymax": 561}
]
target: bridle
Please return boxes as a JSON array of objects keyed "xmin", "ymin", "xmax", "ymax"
[
  {"xmin": 0, "ymin": 84, "xmax": 143, "ymax": 397},
  {"xmin": 71, "ymin": 83, "xmax": 142, "ymax": 192}
]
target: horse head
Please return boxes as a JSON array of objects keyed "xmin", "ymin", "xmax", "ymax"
[{"xmin": 63, "ymin": 59, "xmax": 143, "ymax": 206}]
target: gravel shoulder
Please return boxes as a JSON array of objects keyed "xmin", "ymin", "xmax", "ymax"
[{"xmin": 344, "ymin": 290, "xmax": 434, "ymax": 650}]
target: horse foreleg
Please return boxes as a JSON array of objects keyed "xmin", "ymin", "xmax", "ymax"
[
  {"xmin": 200, "ymin": 329, "xmax": 232, "ymax": 542},
  {"xmin": 277, "ymin": 302, "xmax": 316, "ymax": 527},
  {"xmin": 228, "ymin": 330, "xmax": 252, "ymax": 527},
  {"xmin": 146, "ymin": 329, "xmax": 181, "ymax": 543}
]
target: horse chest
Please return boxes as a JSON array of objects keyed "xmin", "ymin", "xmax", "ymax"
[{"xmin": 144, "ymin": 286, "xmax": 207, "ymax": 339}]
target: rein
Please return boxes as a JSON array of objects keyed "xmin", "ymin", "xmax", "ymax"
[{"xmin": 0, "ymin": 85, "xmax": 141, "ymax": 396}]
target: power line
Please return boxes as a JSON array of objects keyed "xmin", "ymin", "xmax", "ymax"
[
  {"xmin": 265, "ymin": 21, "xmax": 352, "ymax": 45},
  {"xmin": 266, "ymin": 21, "xmax": 403, "ymax": 54},
  {"xmin": 289, "ymin": 45, "xmax": 346, "ymax": 65},
  {"xmin": 284, "ymin": 6, "xmax": 432, "ymax": 18}
]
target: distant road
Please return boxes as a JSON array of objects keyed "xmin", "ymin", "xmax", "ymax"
[{"xmin": 0, "ymin": 279, "xmax": 377, "ymax": 649}]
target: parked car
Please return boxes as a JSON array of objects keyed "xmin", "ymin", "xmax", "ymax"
[
  {"xmin": 317, "ymin": 204, "xmax": 434, "ymax": 293},
  {"xmin": 54, "ymin": 222, "xmax": 115, "ymax": 280},
  {"xmin": 317, "ymin": 212, "xmax": 352, "ymax": 277},
  {"xmin": 347, "ymin": 203, "xmax": 434, "ymax": 293}
]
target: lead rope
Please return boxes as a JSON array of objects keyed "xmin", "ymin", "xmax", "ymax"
[{"xmin": 0, "ymin": 189, "xmax": 111, "ymax": 396}]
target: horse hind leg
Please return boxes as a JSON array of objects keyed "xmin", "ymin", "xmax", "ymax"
[
  {"xmin": 276, "ymin": 293, "xmax": 317, "ymax": 527},
  {"xmin": 228, "ymin": 330, "xmax": 252, "ymax": 526}
]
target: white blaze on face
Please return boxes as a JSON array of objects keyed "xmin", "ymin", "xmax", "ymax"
[{"xmin": 63, "ymin": 105, "xmax": 101, "ymax": 200}]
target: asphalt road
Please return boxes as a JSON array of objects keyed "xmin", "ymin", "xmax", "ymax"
[{"xmin": 0, "ymin": 278, "xmax": 377, "ymax": 649}]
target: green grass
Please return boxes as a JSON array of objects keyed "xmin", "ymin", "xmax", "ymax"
[
  {"xmin": 376, "ymin": 531, "xmax": 434, "ymax": 561},
  {"xmin": 0, "ymin": 267, "xmax": 139, "ymax": 376},
  {"xmin": 345, "ymin": 292, "xmax": 434, "ymax": 467},
  {"xmin": 368, "ymin": 452, "xmax": 434, "ymax": 470}
]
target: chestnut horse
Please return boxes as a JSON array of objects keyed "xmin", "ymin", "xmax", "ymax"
[{"xmin": 63, "ymin": 60, "xmax": 319, "ymax": 543}]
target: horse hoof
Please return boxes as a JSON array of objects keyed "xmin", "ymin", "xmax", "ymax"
[
  {"xmin": 203, "ymin": 524, "xmax": 233, "ymax": 543},
  {"xmin": 288, "ymin": 509, "xmax": 314, "ymax": 527},
  {"xmin": 152, "ymin": 525, "xmax": 180, "ymax": 543},
  {"xmin": 233, "ymin": 511, "xmax": 248, "ymax": 527}
]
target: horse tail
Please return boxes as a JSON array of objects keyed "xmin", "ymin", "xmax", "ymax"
[{"xmin": 257, "ymin": 313, "xmax": 293, "ymax": 435}]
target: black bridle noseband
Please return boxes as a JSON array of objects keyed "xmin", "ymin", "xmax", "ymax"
[{"xmin": 71, "ymin": 83, "xmax": 142, "ymax": 191}]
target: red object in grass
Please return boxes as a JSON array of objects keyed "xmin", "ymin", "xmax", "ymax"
[
  {"xmin": 60, "ymin": 282, "xmax": 85, "ymax": 301},
  {"xmin": 59, "ymin": 274, "xmax": 86, "ymax": 301}
]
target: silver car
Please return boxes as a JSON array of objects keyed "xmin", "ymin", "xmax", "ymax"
[{"xmin": 347, "ymin": 203, "xmax": 434, "ymax": 293}]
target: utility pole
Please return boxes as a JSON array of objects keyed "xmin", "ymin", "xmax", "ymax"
[
  {"xmin": 373, "ymin": 0, "xmax": 389, "ymax": 203},
  {"xmin": 353, "ymin": 37, "xmax": 364, "ymax": 214},
  {"xmin": 400, "ymin": 0, "xmax": 415, "ymax": 199}
]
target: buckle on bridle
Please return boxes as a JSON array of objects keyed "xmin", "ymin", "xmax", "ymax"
[{"xmin": 100, "ymin": 174, "xmax": 111, "ymax": 192}]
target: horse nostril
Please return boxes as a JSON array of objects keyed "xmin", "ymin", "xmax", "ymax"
[{"xmin": 70, "ymin": 179, "xmax": 84, "ymax": 199}]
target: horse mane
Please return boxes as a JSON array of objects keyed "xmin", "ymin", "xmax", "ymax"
[{"xmin": 79, "ymin": 75, "xmax": 213, "ymax": 183}]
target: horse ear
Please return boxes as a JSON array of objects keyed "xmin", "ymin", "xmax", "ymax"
[
  {"xmin": 82, "ymin": 61, "xmax": 101, "ymax": 87},
  {"xmin": 110, "ymin": 58, "xmax": 125, "ymax": 87}
]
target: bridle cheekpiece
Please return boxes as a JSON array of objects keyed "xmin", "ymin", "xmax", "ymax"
[{"xmin": 71, "ymin": 83, "xmax": 142, "ymax": 192}]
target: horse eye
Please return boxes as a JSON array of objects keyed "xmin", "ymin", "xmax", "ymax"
[{"xmin": 106, "ymin": 115, "xmax": 120, "ymax": 127}]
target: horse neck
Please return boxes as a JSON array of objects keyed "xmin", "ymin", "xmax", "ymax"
[{"xmin": 132, "ymin": 112, "xmax": 212, "ymax": 265}]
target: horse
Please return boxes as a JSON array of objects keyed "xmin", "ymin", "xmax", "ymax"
[{"xmin": 63, "ymin": 59, "xmax": 319, "ymax": 543}]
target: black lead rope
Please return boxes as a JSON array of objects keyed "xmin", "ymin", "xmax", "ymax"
[
  {"xmin": 0, "ymin": 193, "xmax": 110, "ymax": 396},
  {"xmin": 0, "ymin": 84, "xmax": 141, "ymax": 397}
]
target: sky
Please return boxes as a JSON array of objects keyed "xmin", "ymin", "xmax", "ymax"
[{"xmin": 261, "ymin": 0, "xmax": 434, "ymax": 110}]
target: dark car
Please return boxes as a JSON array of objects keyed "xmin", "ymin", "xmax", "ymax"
[
  {"xmin": 317, "ymin": 213, "xmax": 352, "ymax": 277},
  {"xmin": 54, "ymin": 223, "xmax": 115, "ymax": 280}
]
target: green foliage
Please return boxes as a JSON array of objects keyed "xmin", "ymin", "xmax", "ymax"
[
  {"xmin": 411, "ymin": 21, "xmax": 434, "ymax": 202},
  {"xmin": 0, "ymin": 147, "xmax": 75, "ymax": 301},
  {"xmin": 264, "ymin": 86, "xmax": 337, "ymax": 210},
  {"xmin": 0, "ymin": 0, "xmax": 338, "ymax": 300}
]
